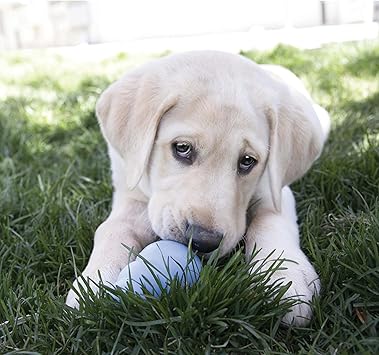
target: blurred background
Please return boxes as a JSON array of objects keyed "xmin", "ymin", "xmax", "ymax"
[{"xmin": 0, "ymin": 0, "xmax": 378, "ymax": 54}]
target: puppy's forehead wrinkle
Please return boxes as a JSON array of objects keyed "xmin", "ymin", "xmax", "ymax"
[{"xmin": 190, "ymin": 96, "xmax": 252, "ymax": 132}]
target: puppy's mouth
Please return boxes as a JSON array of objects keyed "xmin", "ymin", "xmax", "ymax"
[
  {"xmin": 156, "ymin": 236, "xmax": 220, "ymax": 260},
  {"xmin": 156, "ymin": 217, "xmax": 247, "ymax": 257},
  {"xmin": 157, "ymin": 232, "xmax": 246, "ymax": 260},
  {"xmin": 157, "ymin": 235, "xmax": 216, "ymax": 257}
]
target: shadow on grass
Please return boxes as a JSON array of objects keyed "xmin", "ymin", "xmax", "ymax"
[
  {"xmin": 342, "ymin": 90, "xmax": 379, "ymax": 116},
  {"xmin": 345, "ymin": 46, "xmax": 379, "ymax": 77},
  {"xmin": 241, "ymin": 44, "xmax": 316, "ymax": 75},
  {"xmin": 295, "ymin": 87, "xmax": 379, "ymax": 214}
]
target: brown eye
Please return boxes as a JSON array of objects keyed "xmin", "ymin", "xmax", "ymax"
[
  {"xmin": 172, "ymin": 141, "xmax": 194, "ymax": 163},
  {"xmin": 238, "ymin": 155, "xmax": 257, "ymax": 174}
]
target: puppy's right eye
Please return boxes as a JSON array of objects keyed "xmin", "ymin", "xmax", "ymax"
[{"xmin": 172, "ymin": 141, "xmax": 194, "ymax": 164}]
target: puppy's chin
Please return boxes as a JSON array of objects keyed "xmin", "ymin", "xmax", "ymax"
[
  {"xmin": 195, "ymin": 250, "xmax": 216, "ymax": 260},
  {"xmin": 155, "ymin": 235, "xmax": 217, "ymax": 259},
  {"xmin": 196, "ymin": 245, "xmax": 236, "ymax": 261},
  {"xmin": 156, "ymin": 234, "xmax": 188, "ymax": 246},
  {"xmin": 153, "ymin": 223, "xmax": 243, "ymax": 259}
]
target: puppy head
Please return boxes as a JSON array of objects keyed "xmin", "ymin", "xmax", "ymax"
[{"xmin": 96, "ymin": 51, "xmax": 324, "ymax": 256}]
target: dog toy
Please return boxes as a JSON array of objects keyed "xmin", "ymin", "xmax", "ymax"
[{"xmin": 113, "ymin": 240, "xmax": 202, "ymax": 298}]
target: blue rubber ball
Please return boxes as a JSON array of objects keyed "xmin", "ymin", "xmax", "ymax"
[{"xmin": 114, "ymin": 240, "xmax": 202, "ymax": 298}]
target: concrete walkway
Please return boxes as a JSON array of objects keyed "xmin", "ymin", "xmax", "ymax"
[{"xmin": 19, "ymin": 22, "xmax": 379, "ymax": 61}]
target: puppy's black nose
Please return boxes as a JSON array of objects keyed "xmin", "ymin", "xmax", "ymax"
[{"xmin": 185, "ymin": 223, "xmax": 223, "ymax": 253}]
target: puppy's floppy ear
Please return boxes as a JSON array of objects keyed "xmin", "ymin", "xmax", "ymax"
[
  {"xmin": 265, "ymin": 89, "xmax": 324, "ymax": 212},
  {"xmin": 96, "ymin": 70, "xmax": 178, "ymax": 189}
]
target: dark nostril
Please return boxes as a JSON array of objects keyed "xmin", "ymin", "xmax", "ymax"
[{"xmin": 185, "ymin": 223, "xmax": 223, "ymax": 253}]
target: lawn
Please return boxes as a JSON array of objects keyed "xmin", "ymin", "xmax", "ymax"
[{"xmin": 0, "ymin": 42, "xmax": 378, "ymax": 354}]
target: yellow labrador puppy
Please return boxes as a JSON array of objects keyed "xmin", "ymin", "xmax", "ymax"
[{"xmin": 66, "ymin": 51, "xmax": 330, "ymax": 326}]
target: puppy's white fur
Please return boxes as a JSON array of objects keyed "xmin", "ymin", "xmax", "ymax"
[
  {"xmin": 246, "ymin": 186, "xmax": 321, "ymax": 326},
  {"xmin": 66, "ymin": 51, "xmax": 329, "ymax": 326}
]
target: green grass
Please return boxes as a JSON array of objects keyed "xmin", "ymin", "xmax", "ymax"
[{"xmin": 0, "ymin": 42, "xmax": 378, "ymax": 354}]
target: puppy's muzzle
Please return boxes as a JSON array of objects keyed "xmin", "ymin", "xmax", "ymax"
[{"xmin": 185, "ymin": 223, "xmax": 223, "ymax": 253}]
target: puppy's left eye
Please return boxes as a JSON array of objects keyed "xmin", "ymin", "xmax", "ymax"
[
  {"xmin": 172, "ymin": 141, "xmax": 194, "ymax": 164},
  {"xmin": 238, "ymin": 155, "xmax": 257, "ymax": 174}
]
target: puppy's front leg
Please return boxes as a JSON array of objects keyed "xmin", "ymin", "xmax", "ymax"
[
  {"xmin": 66, "ymin": 200, "xmax": 156, "ymax": 308},
  {"xmin": 245, "ymin": 187, "xmax": 320, "ymax": 326}
]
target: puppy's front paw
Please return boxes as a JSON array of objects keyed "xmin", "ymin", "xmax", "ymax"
[
  {"xmin": 272, "ymin": 260, "xmax": 320, "ymax": 326},
  {"xmin": 65, "ymin": 287, "xmax": 81, "ymax": 309},
  {"xmin": 65, "ymin": 265, "xmax": 122, "ymax": 309},
  {"xmin": 65, "ymin": 277, "xmax": 99, "ymax": 309}
]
